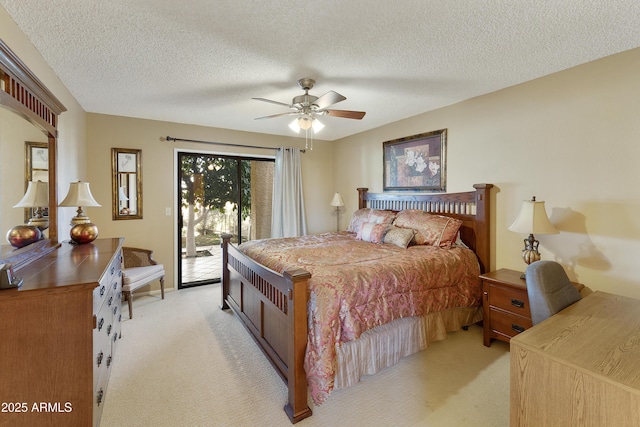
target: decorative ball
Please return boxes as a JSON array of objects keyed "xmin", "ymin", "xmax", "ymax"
[
  {"xmin": 70, "ymin": 223, "xmax": 99, "ymax": 244},
  {"xmin": 6, "ymin": 225, "xmax": 42, "ymax": 248}
]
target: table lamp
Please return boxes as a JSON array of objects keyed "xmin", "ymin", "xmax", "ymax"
[
  {"xmin": 330, "ymin": 192, "xmax": 344, "ymax": 232},
  {"xmin": 59, "ymin": 181, "xmax": 102, "ymax": 243},
  {"xmin": 13, "ymin": 180, "xmax": 49, "ymax": 229},
  {"xmin": 508, "ymin": 196, "xmax": 558, "ymax": 273}
]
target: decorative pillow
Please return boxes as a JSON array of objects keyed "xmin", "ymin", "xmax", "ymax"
[
  {"xmin": 383, "ymin": 226, "xmax": 415, "ymax": 249},
  {"xmin": 347, "ymin": 208, "xmax": 371, "ymax": 234},
  {"xmin": 356, "ymin": 222, "xmax": 390, "ymax": 244},
  {"xmin": 367, "ymin": 209, "xmax": 397, "ymax": 224},
  {"xmin": 393, "ymin": 210, "xmax": 463, "ymax": 248}
]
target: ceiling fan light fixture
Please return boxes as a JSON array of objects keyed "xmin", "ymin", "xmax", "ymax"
[
  {"xmin": 288, "ymin": 118, "xmax": 301, "ymax": 133},
  {"xmin": 298, "ymin": 116, "xmax": 313, "ymax": 130},
  {"xmin": 312, "ymin": 118, "xmax": 324, "ymax": 133}
]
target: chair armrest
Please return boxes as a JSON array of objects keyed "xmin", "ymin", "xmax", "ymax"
[{"xmin": 123, "ymin": 246, "xmax": 159, "ymax": 268}]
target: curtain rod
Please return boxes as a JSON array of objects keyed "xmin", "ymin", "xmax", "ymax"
[{"xmin": 163, "ymin": 136, "xmax": 305, "ymax": 153}]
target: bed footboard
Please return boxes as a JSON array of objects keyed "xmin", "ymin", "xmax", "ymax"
[{"xmin": 220, "ymin": 234, "xmax": 312, "ymax": 423}]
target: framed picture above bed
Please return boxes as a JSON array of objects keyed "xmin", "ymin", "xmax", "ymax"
[{"xmin": 383, "ymin": 129, "xmax": 447, "ymax": 192}]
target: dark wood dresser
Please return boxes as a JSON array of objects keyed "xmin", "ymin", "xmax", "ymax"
[{"xmin": 0, "ymin": 238, "xmax": 124, "ymax": 427}]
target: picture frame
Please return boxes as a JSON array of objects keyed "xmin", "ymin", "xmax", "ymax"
[
  {"xmin": 24, "ymin": 141, "xmax": 49, "ymax": 222},
  {"xmin": 383, "ymin": 129, "xmax": 447, "ymax": 192},
  {"xmin": 112, "ymin": 148, "xmax": 143, "ymax": 220}
]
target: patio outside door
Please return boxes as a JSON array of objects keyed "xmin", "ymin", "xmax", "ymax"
[{"xmin": 177, "ymin": 152, "xmax": 274, "ymax": 288}]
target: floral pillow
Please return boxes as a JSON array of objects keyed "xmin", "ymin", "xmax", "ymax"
[
  {"xmin": 383, "ymin": 226, "xmax": 415, "ymax": 249},
  {"xmin": 367, "ymin": 209, "xmax": 397, "ymax": 224},
  {"xmin": 356, "ymin": 222, "xmax": 390, "ymax": 244},
  {"xmin": 347, "ymin": 208, "xmax": 371, "ymax": 234},
  {"xmin": 393, "ymin": 210, "xmax": 463, "ymax": 248}
]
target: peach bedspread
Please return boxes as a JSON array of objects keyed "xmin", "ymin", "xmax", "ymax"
[{"xmin": 238, "ymin": 231, "xmax": 482, "ymax": 404}]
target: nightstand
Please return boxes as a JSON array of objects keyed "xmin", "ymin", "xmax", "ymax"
[
  {"xmin": 481, "ymin": 269, "xmax": 531, "ymax": 347},
  {"xmin": 481, "ymin": 268, "xmax": 584, "ymax": 347}
]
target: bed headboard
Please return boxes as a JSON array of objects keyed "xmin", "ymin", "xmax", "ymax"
[{"xmin": 357, "ymin": 184, "xmax": 493, "ymax": 273}]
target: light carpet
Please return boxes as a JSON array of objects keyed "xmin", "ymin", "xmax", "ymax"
[{"xmin": 101, "ymin": 284, "xmax": 510, "ymax": 427}]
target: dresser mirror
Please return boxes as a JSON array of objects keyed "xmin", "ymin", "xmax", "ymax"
[
  {"xmin": 1, "ymin": 38, "xmax": 66, "ymax": 269},
  {"xmin": 112, "ymin": 147, "xmax": 142, "ymax": 220}
]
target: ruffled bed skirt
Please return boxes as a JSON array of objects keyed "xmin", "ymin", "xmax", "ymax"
[{"xmin": 333, "ymin": 306, "xmax": 483, "ymax": 390}]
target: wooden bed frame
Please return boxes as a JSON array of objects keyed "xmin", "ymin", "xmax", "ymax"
[{"xmin": 220, "ymin": 183, "xmax": 493, "ymax": 423}]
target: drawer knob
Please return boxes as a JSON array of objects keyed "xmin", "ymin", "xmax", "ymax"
[
  {"xmin": 97, "ymin": 351, "xmax": 103, "ymax": 367},
  {"xmin": 99, "ymin": 285, "xmax": 106, "ymax": 297},
  {"xmin": 511, "ymin": 298, "xmax": 525, "ymax": 308},
  {"xmin": 98, "ymin": 317, "xmax": 104, "ymax": 331},
  {"xmin": 107, "ymin": 324, "xmax": 112, "ymax": 336},
  {"xmin": 512, "ymin": 324, "xmax": 525, "ymax": 333},
  {"xmin": 96, "ymin": 388, "xmax": 104, "ymax": 406},
  {"xmin": 106, "ymin": 355, "xmax": 112, "ymax": 368}
]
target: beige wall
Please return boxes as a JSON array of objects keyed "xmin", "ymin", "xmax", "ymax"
[
  {"xmin": 334, "ymin": 47, "xmax": 640, "ymax": 299},
  {"xmin": 86, "ymin": 114, "xmax": 335, "ymax": 291}
]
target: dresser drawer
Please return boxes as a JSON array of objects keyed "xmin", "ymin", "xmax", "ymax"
[
  {"xmin": 490, "ymin": 307, "xmax": 533, "ymax": 338},
  {"xmin": 487, "ymin": 284, "xmax": 530, "ymax": 318}
]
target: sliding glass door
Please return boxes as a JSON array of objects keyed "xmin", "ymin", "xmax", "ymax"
[{"xmin": 177, "ymin": 152, "xmax": 274, "ymax": 288}]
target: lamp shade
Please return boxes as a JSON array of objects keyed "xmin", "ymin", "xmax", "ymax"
[
  {"xmin": 59, "ymin": 181, "xmax": 102, "ymax": 207},
  {"xmin": 508, "ymin": 198, "xmax": 558, "ymax": 235},
  {"xmin": 330, "ymin": 192, "xmax": 344, "ymax": 207},
  {"xmin": 13, "ymin": 180, "xmax": 49, "ymax": 208}
]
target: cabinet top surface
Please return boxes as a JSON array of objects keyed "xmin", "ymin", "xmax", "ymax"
[
  {"xmin": 0, "ymin": 238, "xmax": 123, "ymax": 297},
  {"xmin": 511, "ymin": 291, "xmax": 640, "ymax": 390},
  {"xmin": 480, "ymin": 268, "xmax": 526, "ymax": 288}
]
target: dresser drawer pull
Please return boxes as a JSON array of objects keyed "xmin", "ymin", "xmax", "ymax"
[
  {"xmin": 99, "ymin": 285, "xmax": 106, "ymax": 297},
  {"xmin": 97, "ymin": 351, "xmax": 103, "ymax": 367},
  {"xmin": 106, "ymin": 355, "xmax": 112, "ymax": 368},
  {"xmin": 512, "ymin": 324, "xmax": 525, "ymax": 333},
  {"xmin": 107, "ymin": 324, "xmax": 112, "ymax": 336},
  {"xmin": 511, "ymin": 299, "xmax": 525, "ymax": 308},
  {"xmin": 96, "ymin": 388, "xmax": 104, "ymax": 406},
  {"xmin": 113, "ymin": 334, "xmax": 118, "ymax": 343},
  {"xmin": 98, "ymin": 317, "xmax": 104, "ymax": 331},
  {"xmin": 108, "ymin": 296, "xmax": 113, "ymax": 307},
  {"xmin": 110, "ymin": 266, "xmax": 115, "ymax": 275},
  {"xmin": 113, "ymin": 306, "xmax": 118, "ymax": 316}
]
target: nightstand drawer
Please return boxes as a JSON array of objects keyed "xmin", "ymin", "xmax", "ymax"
[
  {"xmin": 490, "ymin": 308, "xmax": 533, "ymax": 338},
  {"xmin": 488, "ymin": 284, "xmax": 530, "ymax": 318}
]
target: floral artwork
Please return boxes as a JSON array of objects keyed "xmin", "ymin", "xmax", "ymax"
[{"xmin": 383, "ymin": 129, "xmax": 447, "ymax": 191}]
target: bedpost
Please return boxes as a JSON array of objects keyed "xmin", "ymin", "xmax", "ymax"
[
  {"xmin": 472, "ymin": 184, "xmax": 493, "ymax": 273},
  {"xmin": 220, "ymin": 233, "xmax": 232, "ymax": 310},
  {"xmin": 357, "ymin": 187, "xmax": 368, "ymax": 209},
  {"xmin": 283, "ymin": 268, "xmax": 313, "ymax": 423}
]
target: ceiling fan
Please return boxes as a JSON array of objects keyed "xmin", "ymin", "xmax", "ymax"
[{"xmin": 253, "ymin": 78, "xmax": 366, "ymax": 133}]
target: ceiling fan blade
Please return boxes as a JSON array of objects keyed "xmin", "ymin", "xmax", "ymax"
[
  {"xmin": 323, "ymin": 109, "xmax": 366, "ymax": 120},
  {"xmin": 312, "ymin": 91, "xmax": 346, "ymax": 110},
  {"xmin": 254, "ymin": 112, "xmax": 298, "ymax": 120},
  {"xmin": 252, "ymin": 97, "xmax": 291, "ymax": 108}
]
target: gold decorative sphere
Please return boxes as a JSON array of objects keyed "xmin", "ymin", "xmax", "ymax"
[
  {"xmin": 70, "ymin": 223, "xmax": 99, "ymax": 244},
  {"xmin": 6, "ymin": 225, "xmax": 42, "ymax": 248}
]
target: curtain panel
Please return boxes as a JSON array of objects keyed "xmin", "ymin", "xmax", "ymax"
[{"xmin": 271, "ymin": 148, "xmax": 307, "ymax": 238}]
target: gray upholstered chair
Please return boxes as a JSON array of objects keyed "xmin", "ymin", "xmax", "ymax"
[
  {"xmin": 122, "ymin": 247, "xmax": 165, "ymax": 318},
  {"xmin": 525, "ymin": 260, "xmax": 581, "ymax": 325}
]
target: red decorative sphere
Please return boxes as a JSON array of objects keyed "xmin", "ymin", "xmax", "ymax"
[
  {"xmin": 70, "ymin": 223, "xmax": 99, "ymax": 244},
  {"xmin": 6, "ymin": 225, "xmax": 42, "ymax": 248}
]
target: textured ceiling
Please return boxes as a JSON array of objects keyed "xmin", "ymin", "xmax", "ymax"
[{"xmin": 2, "ymin": 1, "xmax": 640, "ymax": 141}]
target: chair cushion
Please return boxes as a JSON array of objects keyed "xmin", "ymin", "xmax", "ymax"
[
  {"xmin": 122, "ymin": 265, "xmax": 165, "ymax": 292},
  {"xmin": 525, "ymin": 260, "xmax": 582, "ymax": 325}
]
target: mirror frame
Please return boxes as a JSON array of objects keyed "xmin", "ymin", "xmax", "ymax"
[
  {"xmin": 111, "ymin": 147, "xmax": 143, "ymax": 220},
  {"xmin": 1, "ymin": 38, "xmax": 66, "ymax": 269}
]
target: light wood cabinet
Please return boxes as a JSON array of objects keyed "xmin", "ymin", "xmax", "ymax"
[
  {"xmin": 0, "ymin": 238, "xmax": 123, "ymax": 427},
  {"xmin": 510, "ymin": 291, "xmax": 640, "ymax": 426}
]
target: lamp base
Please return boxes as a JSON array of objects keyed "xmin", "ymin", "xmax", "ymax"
[
  {"xmin": 70, "ymin": 223, "xmax": 99, "ymax": 244},
  {"xmin": 6, "ymin": 225, "xmax": 42, "ymax": 248}
]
